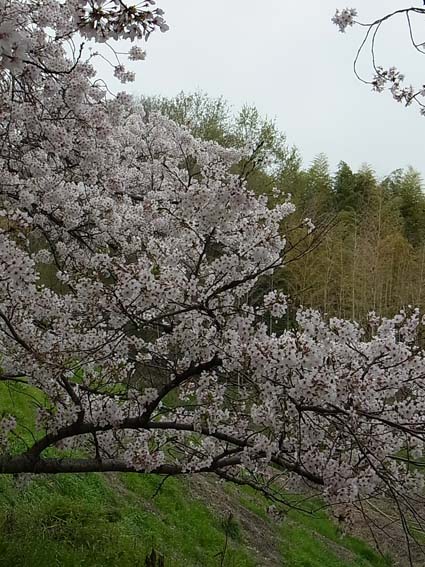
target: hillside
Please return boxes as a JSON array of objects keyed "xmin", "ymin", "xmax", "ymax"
[
  {"xmin": 0, "ymin": 468, "xmax": 394, "ymax": 566},
  {"xmin": 0, "ymin": 384, "xmax": 394, "ymax": 567}
]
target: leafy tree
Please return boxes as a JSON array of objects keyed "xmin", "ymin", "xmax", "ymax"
[
  {"xmin": 333, "ymin": 162, "xmax": 376, "ymax": 214},
  {"xmin": 141, "ymin": 92, "xmax": 236, "ymax": 148},
  {"xmin": 383, "ymin": 167, "xmax": 425, "ymax": 246},
  {"xmin": 299, "ymin": 154, "xmax": 333, "ymax": 215},
  {"xmin": 143, "ymin": 91, "xmax": 301, "ymax": 193}
]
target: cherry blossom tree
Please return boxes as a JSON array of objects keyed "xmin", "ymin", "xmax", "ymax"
[
  {"xmin": 333, "ymin": 5, "xmax": 425, "ymax": 115},
  {"xmin": 3, "ymin": 1, "xmax": 425, "ymax": 560}
]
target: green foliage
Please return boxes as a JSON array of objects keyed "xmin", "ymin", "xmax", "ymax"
[
  {"xmin": 383, "ymin": 167, "xmax": 425, "ymax": 247},
  {"xmin": 141, "ymin": 91, "xmax": 236, "ymax": 148},
  {"xmin": 294, "ymin": 154, "xmax": 333, "ymax": 216},
  {"xmin": 333, "ymin": 162, "xmax": 377, "ymax": 214},
  {"xmin": 221, "ymin": 513, "xmax": 241, "ymax": 542},
  {"xmin": 141, "ymin": 91, "xmax": 301, "ymax": 184},
  {"xmin": 145, "ymin": 92, "xmax": 425, "ymax": 323}
]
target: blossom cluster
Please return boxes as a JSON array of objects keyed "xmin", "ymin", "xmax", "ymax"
[
  {"xmin": 332, "ymin": 6, "xmax": 425, "ymax": 115},
  {"xmin": 331, "ymin": 8, "xmax": 357, "ymax": 33},
  {"xmin": 0, "ymin": 0, "xmax": 167, "ymax": 77},
  {"xmin": 372, "ymin": 66, "xmax": 416, "ymax": 106},
  {"xmin": 74, "ymin": 0, "xmax": 169, "ymax": 42},
  {"xmin": 2, "ymin": 1, "xmax": 425, "ymax": 550}
]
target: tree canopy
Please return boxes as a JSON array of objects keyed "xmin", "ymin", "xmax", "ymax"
[{"xmin": 2, "ymin": 2, "xmax": 425, "ymax": 561}]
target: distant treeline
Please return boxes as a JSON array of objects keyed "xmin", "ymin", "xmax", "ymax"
[{"xmin": 142, "ymin": 92, "xmax": 425, "ymax": 323}]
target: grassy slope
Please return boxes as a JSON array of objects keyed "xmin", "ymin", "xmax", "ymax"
[{"xmin": 0, "ymin": 383, "xmax": 394, "ymax": 567}]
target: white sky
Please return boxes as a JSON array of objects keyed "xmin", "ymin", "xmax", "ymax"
[{"xmin": 106, "ymin": 1, "xmax": 425, "ymax": 178}]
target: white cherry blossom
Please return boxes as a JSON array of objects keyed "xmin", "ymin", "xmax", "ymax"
[{"xmin": 1, "ymin": 2, "xmax": 425, "ymax": 556}]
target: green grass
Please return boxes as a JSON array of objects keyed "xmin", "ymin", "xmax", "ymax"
[
  {"xmin": 282, "ymin": 494, "xmax": 392, "ymax": 567},
  {"xmin": 280, "ymin": 508, "xmax": 393, "ymax": 567},
  {"xmin": 0, "ymin": 473, "xmax": 256, "ymax": 567},
  {"xmin": 226, "ymin": 483, "xmax": 393, "ymax": 567},
  {"xmin": 0, "ymin": 383, "xmax": 395, "ymax": 566}
]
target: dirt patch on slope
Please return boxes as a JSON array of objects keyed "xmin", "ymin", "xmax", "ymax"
[{"xmin": 188, "ymin": 475, "xmax": 282, "ymax": 566}]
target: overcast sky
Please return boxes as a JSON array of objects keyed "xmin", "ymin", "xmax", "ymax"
[{"xmin": 110, "ymin": 1, "xmax": 425, "ymax": 179}]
